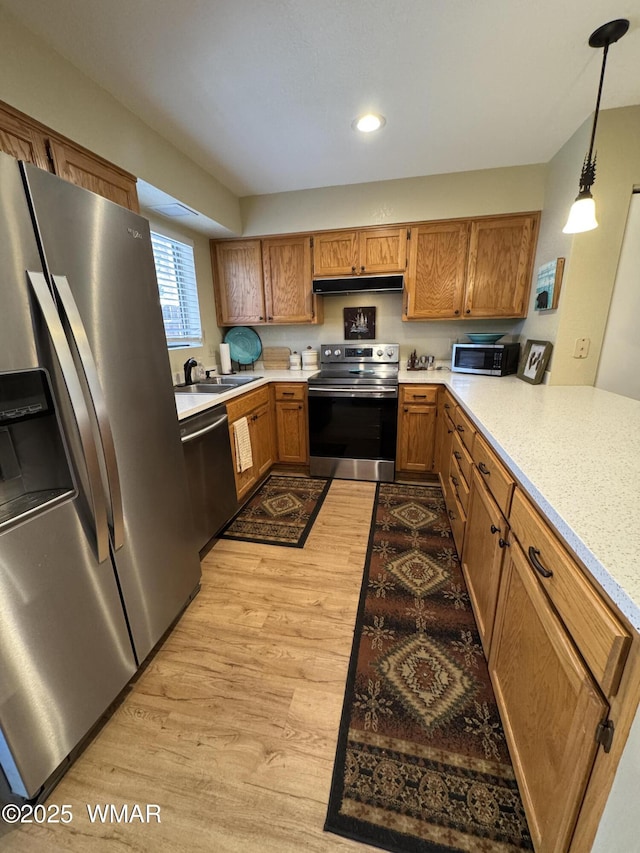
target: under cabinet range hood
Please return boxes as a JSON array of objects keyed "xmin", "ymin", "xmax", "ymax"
[{"xmin": 312, "ymin": 274, "xmax": 404, "ymax": 295}]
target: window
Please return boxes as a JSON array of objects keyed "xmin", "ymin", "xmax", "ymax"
[{"xmin": 150, "ymin": 231, "xmax": 202, "ymax": 348}]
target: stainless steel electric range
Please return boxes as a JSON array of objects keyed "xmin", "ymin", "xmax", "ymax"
[{"xmin": 308, "ymin": 343, "xmax": 399, "ymax": 482}]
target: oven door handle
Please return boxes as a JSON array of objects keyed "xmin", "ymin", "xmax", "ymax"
[{"xmin": 308, "ymin": 386, "xmax": 398, "ymax": 398}]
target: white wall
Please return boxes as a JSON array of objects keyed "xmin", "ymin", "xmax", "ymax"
[
  {"xmin": 595, "ymin": 193, "xmax": 640, "ymax": 401},
  {"xmin": 240, "ymin": 165, "xmax": 546, "ymax": 235},
  {"xmin": 257, "ymin": 293, "xmax": 518, "ymax": 366},
  {"xmin": 0, "ymin": 7, "xmax": 241, "ymax": 234},
  {"xmin": 550, "ymin": 107, "xmax": 640, "ymax": 385}
]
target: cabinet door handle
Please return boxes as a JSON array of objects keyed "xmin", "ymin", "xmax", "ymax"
[
  {"xmin": 478, "ymin": 462, "xmax": 490, "ymax": 475},
  {"xmin": 282, "ymin": 391, "xmax": 295, "ymax": 396},
  {"xmin": 490, "ymin": 524, "xmax": 499, "ymax": 534},
  {"xmin": 452, "ymin": 476, "xmax": 459, "ymax": 486},
  {"xmin": 528, "ymin": 546, "xmax": 553, "ymax": 578},
  {"xmin": 444, "ymin": 403, "xmax": 451, "ymax": 409},
  {"xmin": 447, "ymin": 428, "xmax": 454, "ymax": 434},
  {"xmin": 413, "ymin": 394, "xmax": 427, "ymax": 399},
  {"xmin": 453, "ymin": 451, "xmax": 462, "ymax": 460},
  {"xmin": 498, "ymin": 538, "xmax": 509, "ymax": 549},
  {"xmin": 456, "ymin": 424, "xmax": 464, "ymax": 432}
]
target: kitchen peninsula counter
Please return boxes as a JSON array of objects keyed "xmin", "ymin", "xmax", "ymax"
[{"xmin": 399, "ymin": 369, "xmax": 640, "ymax": 633}]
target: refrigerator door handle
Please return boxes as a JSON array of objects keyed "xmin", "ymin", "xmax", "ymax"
[
  {"xmin": 51, "ymin": 274, "xmax": 124, "ymax": 551},
  {"xmin": 27, "ymin": 271, "xmax": 110, "ymax": 562}
]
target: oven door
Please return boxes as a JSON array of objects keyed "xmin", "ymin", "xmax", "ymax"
[{"xmin": 308, "ymin": 386, "xmax": 398, "ymax": 482}]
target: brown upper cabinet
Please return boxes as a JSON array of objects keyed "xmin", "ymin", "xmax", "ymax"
[
  {"xmin": 0, "ymin": 101, "xmax": 139, "ymax": 212},
  {"xmin": 312, "ymin": 227, "xmax": 408, "ymax": 277},
  {"xmin": 404, "ymin": 212, "xmax": 539, "ymax": 320},
  {"xmin": 212, "ymin": 235, "xmax": 321, "ymax": 326}
]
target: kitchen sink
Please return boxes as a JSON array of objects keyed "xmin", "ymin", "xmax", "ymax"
[
  {"xmin": 174, "ymin": 375, "xmax": 262, "ymax": 394},
  {"xmin": 175, "ymin": 384, "xmax": 235, "ymax": 394}
]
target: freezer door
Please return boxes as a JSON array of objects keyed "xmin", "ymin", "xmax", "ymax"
[
  {"xmin": 22, "ymin": 162, "xmax": 201, "ymax": 663},
  {"xmin": 0, "ymin": 153, "xmax": 137, "ymax": 798}
]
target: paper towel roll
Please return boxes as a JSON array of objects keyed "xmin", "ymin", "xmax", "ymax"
[{"xmin": 219, "ymin": 343, "xmax": 232, "ymax": 375}]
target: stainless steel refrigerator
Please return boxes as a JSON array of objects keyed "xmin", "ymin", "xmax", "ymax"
[{"xmin": 0, "ymin": 152, "xmax": 201, "ymax": 803}]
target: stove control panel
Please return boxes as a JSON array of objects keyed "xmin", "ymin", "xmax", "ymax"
[{"xmin": 319, "ymin": 344, "xmax": 399, "ymax": 364}]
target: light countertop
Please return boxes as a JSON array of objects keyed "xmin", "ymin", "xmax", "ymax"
[{"xmin": 175, "ymin": 367, "xmax": 640, "ymax": 631}]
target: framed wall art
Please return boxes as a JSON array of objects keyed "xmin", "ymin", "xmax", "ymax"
[
  {"xmin": 517, "ymin": 339, "xmax": 553, "ymax": 385},
  {"xmin": 343, "ymin": 306, "xmax": 376, "ymax": 340},
  {"xmin": 535, "ymin": 258, "xmax": 565, "ymax": 311}
]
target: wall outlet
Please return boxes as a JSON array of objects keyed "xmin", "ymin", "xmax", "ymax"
[{"xmin": 573, "ymin": 337, "xmax": 590, "ymax": 359}]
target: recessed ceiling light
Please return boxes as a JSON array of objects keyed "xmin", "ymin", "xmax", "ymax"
[{"xmin": 352, "ymin": 113, "xmax": 386, "ymax": 133}]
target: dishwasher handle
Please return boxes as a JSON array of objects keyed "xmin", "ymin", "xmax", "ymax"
[{"xmin": 181, "ymin": 412, "xmax": 228, "ymax": 444}]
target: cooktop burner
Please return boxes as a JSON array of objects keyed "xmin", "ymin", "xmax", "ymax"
[{"xmin": 310, "ymin": 343, "xmax": 399, "ymax": 387}]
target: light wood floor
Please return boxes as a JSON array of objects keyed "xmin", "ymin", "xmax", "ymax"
[{"xmin": 2, "ymin": 479, "xmax": 380, "ymax": 852}]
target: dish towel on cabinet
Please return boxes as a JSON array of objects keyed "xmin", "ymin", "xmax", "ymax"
[{"xmin": 233, "ymin": 417, "xmax": 253, "ymax": 473}]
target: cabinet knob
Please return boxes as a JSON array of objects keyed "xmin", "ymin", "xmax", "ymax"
[
  {"xmin": 456, "ymin": 424, "xmax": 464, "ymax": 432},
  {"xmin": 498, "ymin": 537, "xmax": 509, "ymax": 549},
  {"xmin": 453, "ymin": 451, "xmax": 461, "ymax": 460},
  {"xmin": 452, "ymin": 476, "xmax": 459, "ymax": 486},
  {"xmin": 454, "ymin": 310, "xmax": 460, "ymax": 315},
  {"xmin": 490, "ymin": 524, "xmax": 499, "ymax": 534},
  {"xmin": 361, "ymin": 265, "xmax": 365, "ymax": 271},
  {"xmin": 478, "ymin": 462, "xmax": 490, "ymax": 475},
  {"xmin": 404, "ymin": 407, "xmax": 408, "ymax": 413},
  {"xmin": 268, "ymin": 315, "xmax": 273, "ymax": 320},
  {"xmin": 259, "ymin": 315, "xmax": 264, "ymax": 320},
  {"xmin": 351, "ymin": 266, "xmax": 356, "ymax": 272}
]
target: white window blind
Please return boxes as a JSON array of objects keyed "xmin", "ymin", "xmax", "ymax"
[{"xmin": 150, "ymin": 231, "xmax": 202, "ymax": 348}]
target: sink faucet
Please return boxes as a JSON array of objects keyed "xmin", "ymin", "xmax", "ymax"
[{"xmin": 183, "ymin": 357, "xmax": 198, "ymax": 385}]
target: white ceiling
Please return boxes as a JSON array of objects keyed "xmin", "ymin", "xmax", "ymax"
[{"xmin": 2, "ymin": 0, "xmax": 639, "ymax": 201}]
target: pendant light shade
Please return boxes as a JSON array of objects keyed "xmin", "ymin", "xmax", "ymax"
[
  {"xmin": 563, "ymin": 193, "xmax": 598, "ymax": 234},
  {"xmin": 563, "ymin": 19, "xmax": 629, "ymax": 234}
]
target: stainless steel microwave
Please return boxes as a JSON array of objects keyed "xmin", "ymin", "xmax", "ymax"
[{"xmin": 451, "ymin": 342, "xmax": 520, "ymax": 376}]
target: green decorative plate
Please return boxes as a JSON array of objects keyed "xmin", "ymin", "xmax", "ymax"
[{"xmin": 224, "ymin": 326, "xmax": 262, "ymax": 364}]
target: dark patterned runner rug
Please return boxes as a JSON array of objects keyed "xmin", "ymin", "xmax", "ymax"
[
  {"xmin": 325, "ymin": 482, "xmax": 532, "ymax": 853},
  {"xmin": 220, "ymin": 474, "xmax": 331, "ymax": 548}
]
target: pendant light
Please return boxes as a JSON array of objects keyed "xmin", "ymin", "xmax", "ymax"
[{"xmin": 563, "ymin": 18, "xmax": 629, "ymax": 234}]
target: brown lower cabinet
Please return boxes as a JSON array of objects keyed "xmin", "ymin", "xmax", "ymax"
[
  {"xmin": 396, "ymin": 385, "xmax": 438, "ymax": 475},
  {"xmin": 490, "ymin": 537, "xmax": 608, "ymax": 853},
  {"xmin": 226, "ymin": 386, "xmax": 275, "ymax": 501},
  {"xmin": 460, "ymin": 467, "xmax": 509, "ymax": 656},
  {"xmin": 273, "ymin": 383, "xmax": 308, "ymax": 464}
]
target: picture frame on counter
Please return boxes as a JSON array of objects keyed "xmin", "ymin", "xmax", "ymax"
[
  {"xmin": 343, "ymin": 306, "xmax": 376, "ymax": 340},
  {"xmin": 518, "ymin": 339, "xmax": 553, "ymax": 385},
  {"xmin": 535, "ymin": 258, "xmax": 565, "ymax": 311}
]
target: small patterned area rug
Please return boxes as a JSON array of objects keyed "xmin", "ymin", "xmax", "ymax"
[
  {"xmin": 220, "ymin": 474, "xmax": 331, "ymax": 548},
  {"xmin": 325, "ymin": 482, "xmax": 532, "ymax": 853}
]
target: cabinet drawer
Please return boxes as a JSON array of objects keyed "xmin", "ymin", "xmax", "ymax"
[
  {"xmin": 450, "ymin": 452, "xmax": 470, "ymax": 514},
  {"xmin": 452, "ymin": 405, "xmax": 475, "ymax": 454},
  {"xmin": 401, "ymin": 385, "xmax": 438, "ymax": 405},
  {"xmin": 451, "ymin": 429, "xmax": 473, "ymax": 488},
  {"xmin": 226, "ymin": 385, "xmax": 270, "ymax": 422},
  {"xmin": 510, "ymin": 489, "xmax": 630, "ymax": 696},
  {"xmin": 273, "ymin": 382, "xmax": 306, "ymax": 402},
  {"xmin": 472, "ymin": 433, "xmax": 514, "ymax": 517}
]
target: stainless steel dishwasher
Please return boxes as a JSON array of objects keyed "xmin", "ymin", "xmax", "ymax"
[{"xmin": 179, "ymin": 402, "xmax": 238, "ymax": 552}]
